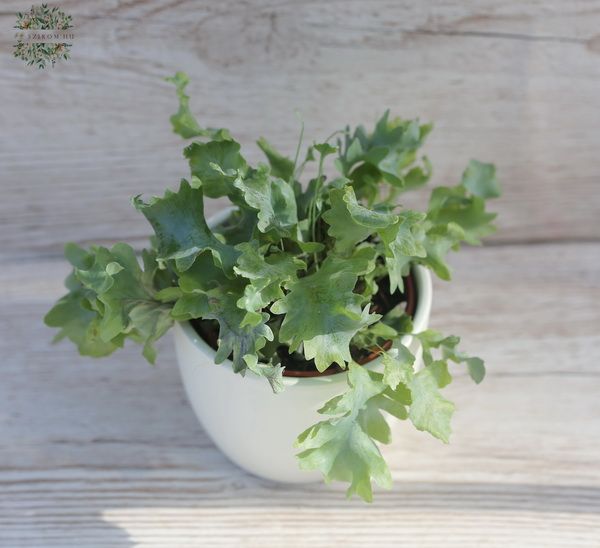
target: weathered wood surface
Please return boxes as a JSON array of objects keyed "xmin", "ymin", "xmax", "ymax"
[
  {"xmin": 1, "ymin": 243, "xmax": 599, "ymax": 546},
  {"xmin": 2, "ymin": 0, "xmax": 600, "ymax": 545},
  {"xmin": 1, "ymin": 0, "xmax": 600, "ymax": 260}
]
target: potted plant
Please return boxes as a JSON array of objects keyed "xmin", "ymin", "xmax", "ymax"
[{"xmin": 45, "ymin": 72, "xmax": 500, "ymax": 501}]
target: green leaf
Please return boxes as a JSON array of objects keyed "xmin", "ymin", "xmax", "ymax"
[
  {"xmin": 81, "ymin": 244, "xmax": 172, "ymax": 363},
  {"xmin": 420, "ymin": 223, "xmax": 464, "ymax": 280},
  {"xmin": 212, "ymin": 207, "xmax": 258, "ymax": 246},
  {"xmin": 272, "ymin": 255, "xmax": 379, "ymax": 371},
  {"xmin": 313, "ymin": 142, "xmax": 338, "ymax": 156},
  {"xmin": 376, "ymin": 383, "xmax": 411, "ymax": 418},
  {"xmin": 427, "ymin": 184, "xmax": 497, "ymax": 246},
  {"xmin": 44, "ymin": 288, "xmax": 123, "ymax": 357},
  {"xmin": 64, "ymin": 242, "xmax": 92, "ymax": 269},
  {"xmin": 402, "ymin": 156, "xmax": 432, "ymax": 191},
  {"xmin": 294, "ymin": 240, "xmax": 325, "ymax": 254},
  {"xmin": 44, "ymin": 102, "xmax": 494, "ymax": 503},
  {"xmin": 381, "ymin": 345, "xmax": 415, "ymax": 390},
  {"xmin": 184, "ymin": 140, "xmax": 247, "ymax": 198},
  {"xmin": 409, "ymin": 367, "xmax": 455, "ymax": 443},
  {"xmin": 462, "ymin": 160, "xmax": 501, "ymax": 199},
  {"xmin": 233, "ymin": 167, "xmax": 298, "ymax": 236},
  {"xmin": 171, "ymin": 293, "xmax": 210, "ymax": 320},
  {"xmin": 129, "ymin": 300, "xmax": 174, "ymax": 363},
  {"xmin": 417, "ymin": 330, "xmax": 486, "ymax": 384},
  {"xmin": 295, "ymin": 363, "xmax": 392, "ymax": 501},
  {"xmin": 47, "ymin": 243, "xmax": 173, "ymax": 363},
  {"xmin": 379, "ymin": 211, "xmax": 427, "ymax": 292},
  {"xmin": 166, "ymin": 72, "xmax": 231, "ymax": 140},
  {"xmin": 465, "ymin": 357, "xmax": 486, "ymax": 384},
  {"xmin": 243, "ymin": 354, "xmax": 285, "ymax": 394},
  {"xmin": 323, "ymin": 186, "xmax": 397, "ymax": 254},
  {"xmin": 337, "ymin": 112, "xmax": 432, "ymax": 195},
  {"xmin": 176, "ymin": 251, "xmax": 241, "ymax": 294},
  {"xmin": 442, "ymin": 335, "xmax": 487, "ymax": 385},
  {"xmin": 201, "ymin": 287, "xmax": 273, "ymax": 373},
  {"xmin": 351, "ymin": 320, "xmax": 398, "ymax": 350},
  {"xmin": 256, "ymin": 137, "xmax": 294, "ymax": 180},
  {"xmin": 134, "ymin": 180, "xmax": 239, "ymax": 273},
  {"xmin": 154, "ymin": 286, "xmax": 183, "ymax": 303},
  {"xmin": 428, "ymin": 360, "xmax": 452, "ymax": 388},
  {"xmin": 234, "ymin": 242, "xmax": 305, "ymax": 324}
]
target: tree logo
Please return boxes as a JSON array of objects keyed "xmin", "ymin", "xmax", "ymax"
[{"xmin": 13, "ymin": 4, "xmax": 74, "ymax": 69}]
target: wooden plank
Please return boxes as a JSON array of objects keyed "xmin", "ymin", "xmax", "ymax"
[
  {"xmin": 1, "ymin": 243, "xmax": 599, "ymax": 546},
  {"xmin": 1, "ymin": 0, "xmax": 600, "ymax": 259}
]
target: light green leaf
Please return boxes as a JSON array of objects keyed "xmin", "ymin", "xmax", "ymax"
[
  {"xmin": 323, "ymin": 186, "xmax": 397, "ymax": 254},
  {"xmin": 337, "ymin": 112, "xmax": 432, "ymax": 195},
  {"xmin": 421, "ymin": 223, "xmax": 464, "ymax": 280},
  {"xmin": 409, "ymin": 367, "xmax": 455, "ymax": 443},
  {"xmin": 344, "ymin": 187, "xmax": 398, "ymax": 228},
  {"xmin": 48, "ymin": 243, "xmax": 173, "ymax": 364},
  {"xmin": 233, "ymin": 167, "xmax": 298, "ymax": 235},
  {"xmin": 234, "ymin": 242, "xmax": 305, "ymax": 323},
  {"xmin": 243, "ymin": 354, "xmax": 285, "ymax": 394},
  {"xmin": 462, "ymin": 160, "xmax": 501, "ymax": 199},
  {"xmin": 44, "ymin": 288, "xmax": 123, "ymax": 357},
  {"xmin": 379, "ymin": 211, "xmax": 427, "ymax": 292},
  {"xmin": 428, "ymin": 360, "xmax": 452, "ymax": 388},
  {"xmin": 302, "ymin": 306, "xmax": 377, "ymax": 372},
  {"xmin": 83, "ymin": 244, "xmax": 172, "ymax": 363},
  {"xmin": 295, "ymin": 363, "xmax": 392, "ymax": 501},
  {"xmin": 272, "ymin": 255, "xmax": 379, "ymax": 371},
  {"xmin": 417, "ymin": 330, "xmax": 486, "ymax": 384},
  {"xmin": 402, "ymin": 156, "xmax": 432, "ymax": 191},
  {"xmin": 427, "ymin": 184, "xmax": 497, "ymax": 246},
  {"xmin": 129, "ymin": 301, "xmax": 174, "ymax": 363},
  {"xmin": 381, "ymin": 345, "xmax": 415, "ymax": 390}
]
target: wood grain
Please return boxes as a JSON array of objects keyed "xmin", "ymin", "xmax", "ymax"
[
  {"xmin": 1, "ymin": 243, "xmax": 599, "ymax": 546},
  {"xmin": 1, "ymin": 0, "xmax": 600, "ymax": 260},
  {"xmin": 2, "ymin": 1, "xmax": 600, "ymax": 545}
]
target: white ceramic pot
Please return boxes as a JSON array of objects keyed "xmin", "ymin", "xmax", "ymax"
[{"xmin": 173, "ymin": 208, "xmax": 433, "ymax": 483}]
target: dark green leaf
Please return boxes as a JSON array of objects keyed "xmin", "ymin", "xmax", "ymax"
[
  {"xmin": 184, "ymin": 140, "xmax": 247, "ymax": 198},
  {"xmin": 166, "ymin": 72, "xmax": 231, "ymax": 140},
  {"xmin": 256, "ymin": 137, "xmax": 294, "ymax": 180},
  {"xmin": 133, "ymin": 180, "xmax": 239, "ymax": 273}
]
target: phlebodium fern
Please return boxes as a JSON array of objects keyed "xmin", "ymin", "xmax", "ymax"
[{"xmin": 45, "ymin": 72, "xmax": 500, "ymax": 501}]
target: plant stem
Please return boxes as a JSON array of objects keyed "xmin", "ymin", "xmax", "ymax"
[
  {"xmin": 310, "ymin": 154, "xmax": 326, "ymax": 240},
  {"xmin": 290, "ymin": 114, "xmax": 304, "ymax": 183}
]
